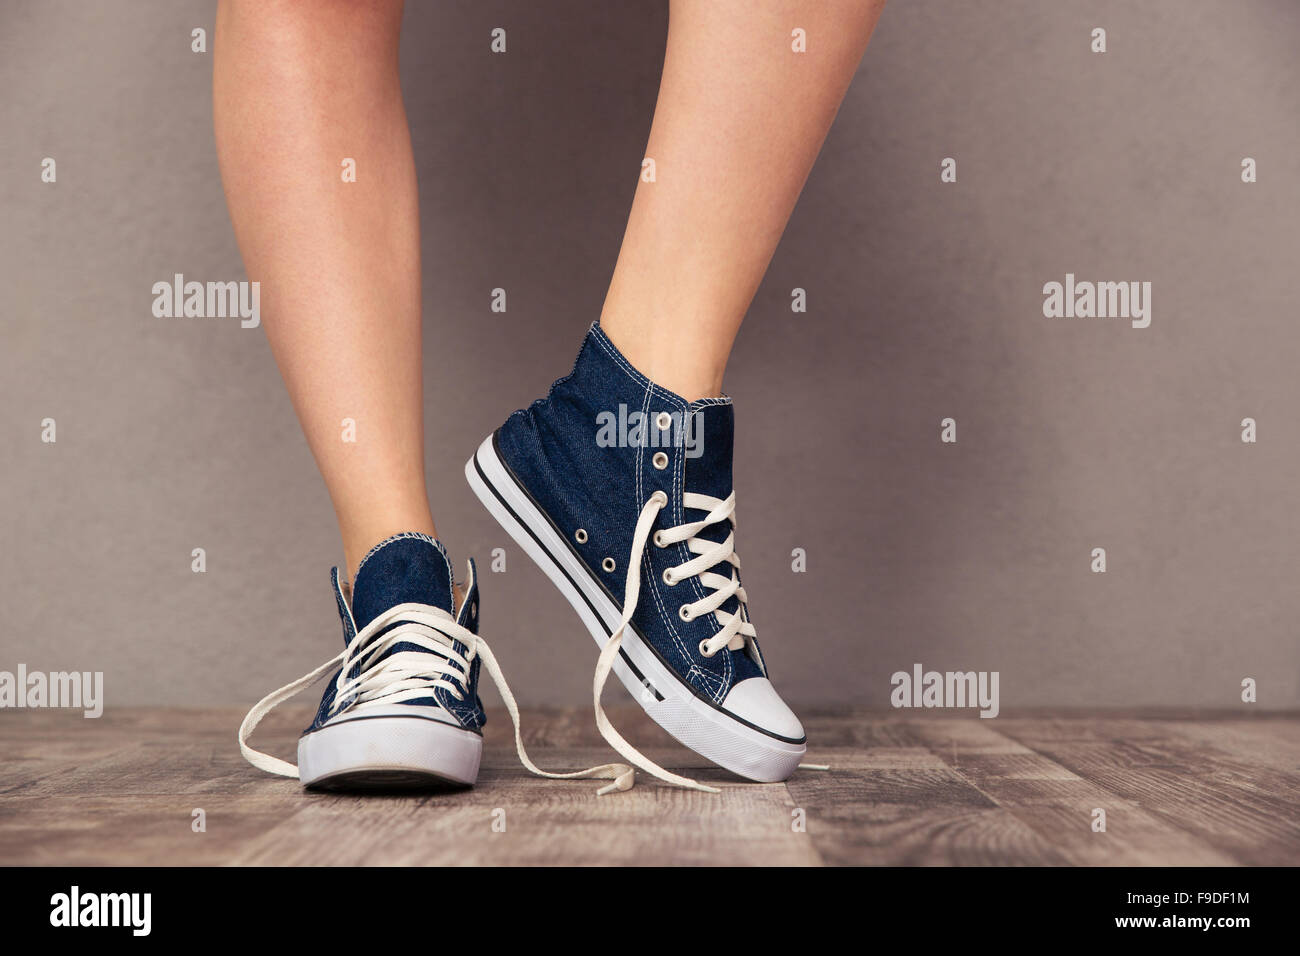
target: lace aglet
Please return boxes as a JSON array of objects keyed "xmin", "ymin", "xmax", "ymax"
[
  {"xmin": 595, "ymin": 766, "xmax": 636, "ymax": 796},
  {"xmin": 797, "ymin": 762, "xmax": 830, "ymax": 771}
]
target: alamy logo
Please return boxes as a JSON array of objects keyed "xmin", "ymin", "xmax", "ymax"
[
  {"xmin": 0, "ymin": 665, "xmax": 103, "ymax": 718},
  {"xmin": 595, "ymin": 404, "xmax": 703, "ymax": 458},
  {"xmin": 1042, "ymin": 273, "xmax": 1151, "ymax": 328},
  {"xmin": 50, "ymin": 886, "xmax": 150, "ymax": 936},
  {"xmin": 890, "ymin": 663, "xmax": 999, "ymax": 718},
  {"xmin": 152, "ymin": 273, "xmax": 260, "ymax": 328}
]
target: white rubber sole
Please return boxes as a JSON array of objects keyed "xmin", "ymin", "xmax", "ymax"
[
  {"xmin": 466, "ymin": 433, "xmax": 806, "ymax": 783},
  {"xmin": 297, "ymin": 712, "xmax": 482, "ymax": 790}
]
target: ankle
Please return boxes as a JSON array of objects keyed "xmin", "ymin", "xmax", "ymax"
[{"xmin": 597, "ymin": 319, "xmax": 727, "ymax": 402}]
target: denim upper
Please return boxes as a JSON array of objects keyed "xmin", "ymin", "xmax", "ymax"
[
  {"xmin": 496, "ymin": 322, "xmax": 766, "ymax": 706},
  {"xmin": 306, "ymin": 534, "xmax": 485, "ymax": 734}
]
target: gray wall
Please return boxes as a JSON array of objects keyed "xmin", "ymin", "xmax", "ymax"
[{"xmin": 3, "ymin": 0, "xmax": 1297, "ymax": 711}]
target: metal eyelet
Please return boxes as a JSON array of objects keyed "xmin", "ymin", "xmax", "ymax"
[
  {"xmin": 662, "ymin": 568, "xmax": 676, "ymax": 586},
  {"xmin": 653, "ymin": 531, "xmax": 667, "ymax": 547},
  {"xmin": 650, "ymin": 491, "xmax": 668, "ymax": 507},
  {"xmin": 602, "ymin": 557, "xmax": 616, "ymax": 573},
  {"xmin": 574, "ymin": 528, "xmax": 588, "ymax": 544},
  {"xmin": 652, "ymin": 451, "xmax": 668, "ymax": 470},
  {"xmin": 470, "ymin": 601, "xmax": 477, "ymax": 617},
  {"xmin": 678, "ymin": 604, "xmax": 693, "ymax": 622},
  {"xmin": 656, "ymin": 411, "xmax": 672, "ymax": 430},
  {"xmin": 698, "ymin": 640, "xmax": 714, "ymax": 658}
]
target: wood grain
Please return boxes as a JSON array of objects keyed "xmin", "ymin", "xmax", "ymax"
[{"xmin": 0, "ymin": 708, "xmax": 1294, "ymax": 865}]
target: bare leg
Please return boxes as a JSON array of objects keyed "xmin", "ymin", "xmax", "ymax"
[
  {"xmin": 214, "ymin": 0, "xmax": 433, "ymax": 577},
  {"xmin": 600, "ymin": 0, "xmax": 886, "ymax": 400}
]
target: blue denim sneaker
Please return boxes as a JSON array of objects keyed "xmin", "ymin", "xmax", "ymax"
[
  {"xmin": 239, "ymin": 534, "xmax": 485, "ymax": 789},
  {"xmin": 466, "ymin": 322, "xmax": 807, "ymax": 790},
  {"xmin": 240, "ymin": 532, "xmax": 634, "ymax": 793}
]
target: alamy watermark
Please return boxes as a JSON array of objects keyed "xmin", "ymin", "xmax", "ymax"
[
  {"xmin": 1042, "ymin": 272, "xmax": 1151, "ymax": 329},
  {"xmin": 595, "ymin": 404, "xmax": 703, "ymax": 458},
  {"xmin": 152, "ymin": 273, "xmax": 260, "ymax": 328},
  {"xmin": 890, "ymin": 663, "xmax": 999, "ymax": 718},
  {"xmin": 50, "ymin": 886, "xmax": 150, "ymax": 936},
  {"xmin": 0, "ymin": 665, "xmax": 103, "ymax": 718}
]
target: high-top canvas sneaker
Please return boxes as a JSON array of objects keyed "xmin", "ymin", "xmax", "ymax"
[
  {"xmin": 240, "ymin": 534, "xmax": 487, "ymax": 789},
  {"xmin": 240, "ymin": 532, "xmax": 635, "ymax": 793},
  {"xmin": 466, "ymin": 322, "xmax": 807, "ymax": 790}
]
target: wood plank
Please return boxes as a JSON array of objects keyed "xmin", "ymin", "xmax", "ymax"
[
  {"xmin": 1144, "ymin": 718, "xmax": 1300, "ymax": 777},
  {"xmin": 230, "ymin": 769, "xmax": 819, "ymax": 866},
  {"xmin": 995, "ymin": 717, "xmax": 1300, "ymax": 866},
  {"xmin": 908, "ymin": 719, "xmax": 1237, "ymax": 866},
  {"xmin": 786, "ymin": 719, "xmax": 1070, "ymax": 865},
  {"xmin": 0, "ymin": 795, "xmax": 296, "ymax": 866}
]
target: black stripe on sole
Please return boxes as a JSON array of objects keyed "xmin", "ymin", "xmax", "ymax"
[
  {"xmin": 475, "ymin": 432, "xmax": 807, "ymax": 747},
  {"xmin": 472, "ymin": 445, "xmax": 664, "ymax": 703}
]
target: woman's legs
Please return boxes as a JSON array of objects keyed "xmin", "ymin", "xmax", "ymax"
[
  {"xmin": 600, "ymin": 0, "xmax": 886, "ymax": 400},
  {"xmin": 214, "ymin": 0, "xmax": 433, "ymax": 577}
]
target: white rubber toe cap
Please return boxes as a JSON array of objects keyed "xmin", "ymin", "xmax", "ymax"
[{"xmin": 722, "ymin": 677, "xmax": 805, "ymax": 741}]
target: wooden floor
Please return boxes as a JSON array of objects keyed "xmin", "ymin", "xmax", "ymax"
[{"xmin": 1, "ymin": 707, "xmax": 1296, "ymax": 866}]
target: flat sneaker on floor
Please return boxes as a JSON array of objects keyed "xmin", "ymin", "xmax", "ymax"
[
  {"xmin": 465, "ymin": 321, "xmax": 807, "ymax": 790},
  {"xmin": 239, "ymin": 532, "xmax": 634, "ymax": 793},
  {"xmin": 240, "ymin": 534, "xmax": 485, "ymax": 789}
]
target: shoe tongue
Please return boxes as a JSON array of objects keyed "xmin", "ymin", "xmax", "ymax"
[
  {"xmin": 684, "ymin": 401, "xmax": 734, "ymax": 500},
  {"xmin": 350, "ymin": 535, "xmax": 454, "ymax": 632}
]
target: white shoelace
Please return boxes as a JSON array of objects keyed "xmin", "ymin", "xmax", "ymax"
[
  {"xmin": 593, "ymin": 490, "xmax": 827, "ymax": 790},
  {"xmin": 240, "ymin": 492, "xmax": 802, "ymax": 796},
  {"xmin": 239, "ymin": 602, "xmax": 635, "ymax": 793},
  {"xmin": 586, "ymin": 489, "xmax": 760, "ymax": 795}
]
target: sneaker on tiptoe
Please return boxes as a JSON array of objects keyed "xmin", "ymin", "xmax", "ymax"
[
  {"xmin": 465, "ymin": 322, "xmax": 807, "ymax": 791},
  {"xmin": 239, "ymin": 532, "xmax": 635, "ymax": 792}
]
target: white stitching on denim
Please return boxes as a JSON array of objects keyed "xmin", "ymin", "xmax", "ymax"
[
  {"xmin": 634, "ymin": 382, "xmax": 647, "ymax": 531},
  {"xmin": 749, "ymin": 618, "xmax": 768, "ymax": 677},
  {"xmin": 643, "ymin": 397, "xmax": 708, "ymax": 696},
  {"xmin": 687, "ymin": 665, "xmax": 727, "ymax": 699},
  {"xmin": 354, "ymin": 531, "xmax": 445, "ymax": 580},
  {"xmin": 436, "ymin": 611, "xmax": 475, "ymax": 729},
  {"xmin": 591, "ymin": 324, "xmax": 687, "ymax": 410},
  {"xmin": 445, "ymin": 561, "xmax": 482, "ymax": 728},
  {"xmin": 645, "ymin": 542, "xmax": 693, "ymax": 684},
  {"xmin": 589, "ymin": 324, "xmax": 733, "ymax": 414},
  {"xmin": 331, "ymin": 568, "xmax": 359, "ymax": 643},
  {"xmin": 639, "ymin": 383, "xmax": 677, "ymax": 656}
]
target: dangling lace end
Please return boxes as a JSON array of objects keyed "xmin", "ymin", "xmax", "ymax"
[
  {"xmin": 477, "ymin": 637, "xmax": 650, "ymax": 795},
  {"xmin": 239, "ymin": 650, "xmax": 346, "ymax": 779},
  {"xmin": 591, "ymin": 633, "xmax": 725, "ymax": 795},
  {"xmin": 797, "ymin": 762, "xmax": 830, "ymax": 771},
  {"xmin": 595, "ymin": 765, "xmax": 636, "ymax": 796},
  {"xmin": 688, "ymin": 780, "xmax": 723, "ymax": 795}
]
